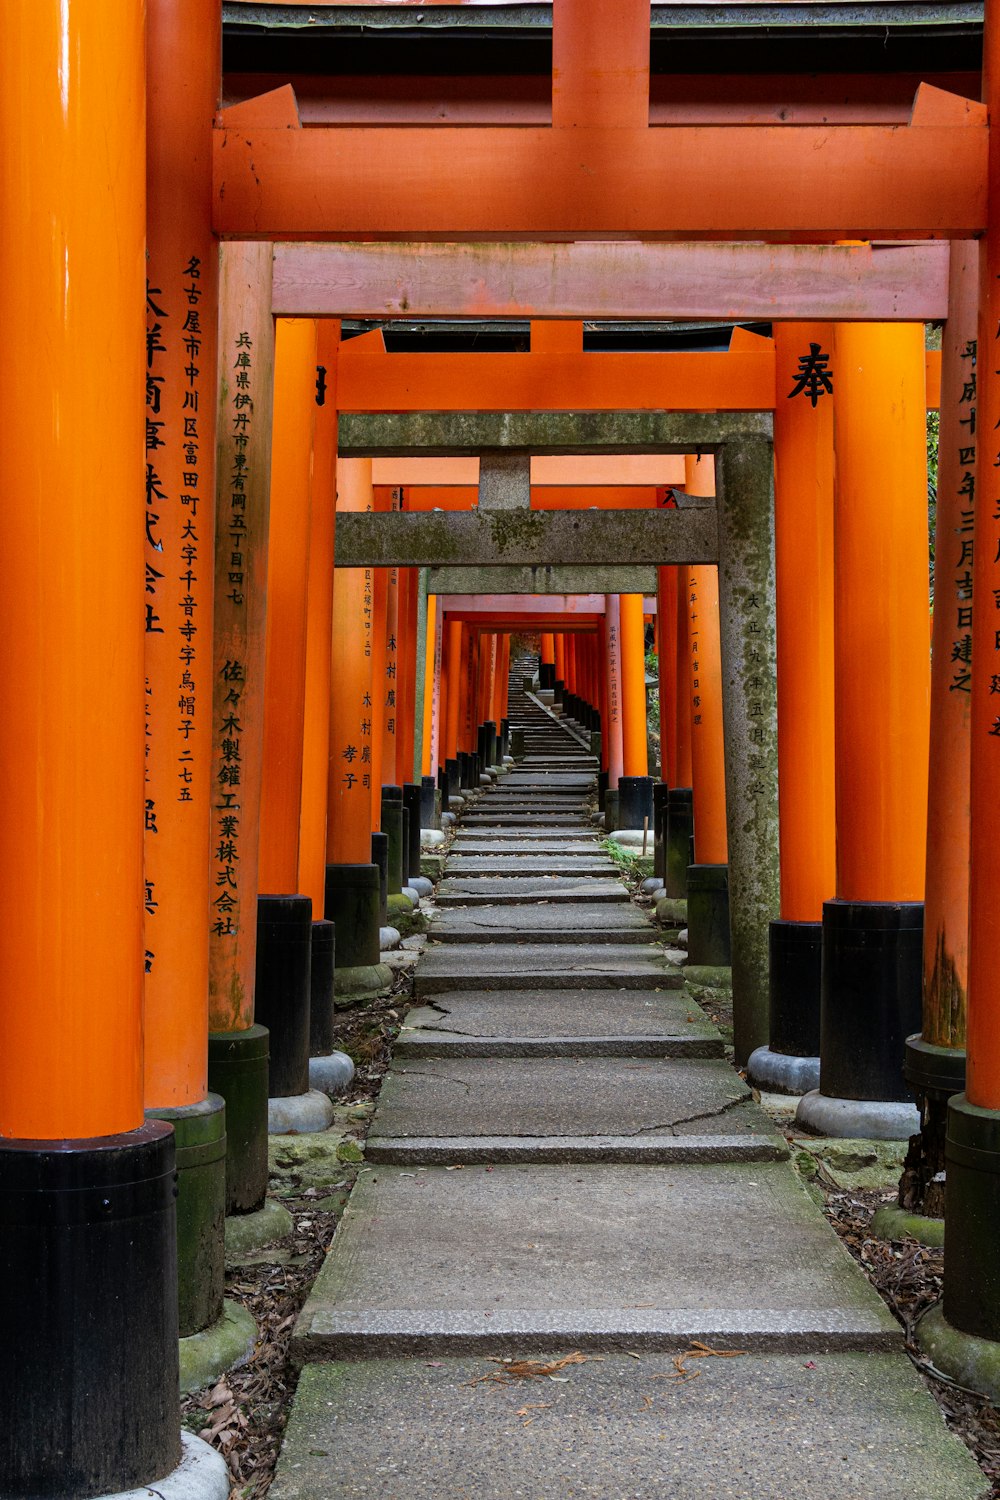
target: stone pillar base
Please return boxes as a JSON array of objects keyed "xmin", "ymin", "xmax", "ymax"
[
  {"xmin": 99, "ymin": 1432, "xmax": 230, "ymax": 1500},
  {"xmin": 146, "ymin": 1094, "xmax": 227, "ymax": 1338},
  {"xmin": 794, "ymin": 1089, "xmax": 919, "ymax": 1140}
]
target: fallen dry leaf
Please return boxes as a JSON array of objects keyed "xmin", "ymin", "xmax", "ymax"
[{"xmin": 470, "ymin": 1351, "xmax": 589, "ymax": 1386}]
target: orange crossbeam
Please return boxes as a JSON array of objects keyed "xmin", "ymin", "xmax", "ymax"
[{"xmin": 213, "ymin": 87, "xmax": 986, "ymax": 241}]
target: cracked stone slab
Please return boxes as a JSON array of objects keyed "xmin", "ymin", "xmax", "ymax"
[
  {"xmin": 449, "ymin": 840, "xmax": 605, "ymax": 864},
  {"xmin": 367, "ymin": 1133, "xmax": 789, "ymax": 1165},
  {"xmin": 271, "ymin": 1353, "xmax": 990, "ymax": 1500},
  {"xmin": 446, "ymin": 857, "xmax": 616, "ymax": 878},
  {"xmin": 368, "ymin": 1056, "xmax": 779, "ymax": 1149},
  {"xmin": 436, "ymin": 877, "xmax": 628, "ymax": 906},
  {"xmin": 292, "ymin": 1161, "xmax": 899, "ymax": 1360},
  {"xmin": 396, "ymin": 988, "xmax": 721, "ymax": 1058},
  {"xmin": 415, "ymin": 943, "xmax": 680, "ymax": 994},
  {"xmin": 429, "ymin": 903, "xmax": 656, "ymax": 944}
]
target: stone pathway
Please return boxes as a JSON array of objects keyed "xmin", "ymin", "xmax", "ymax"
[{"xmin": 272, "ymin": 682, "xmax": 987, "ymax": 1499}]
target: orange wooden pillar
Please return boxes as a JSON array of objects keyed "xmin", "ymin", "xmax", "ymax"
[
  {"xmin": 206, "ymin": 243, "xmax": 277, "ymax": 1217},
  {"xmin": 798, "ymin": 323, "xmax": 930, "ymax": 1136},
  {"xmin": 540, "ymin": 630, "xmax": 556, "ymax": 691},
  {"xmin": 685, "ymin": 454, "xmax": 730, "ymax": 966},
  {"xmin": 604, "ymin": 598, "xmax": 626, "ymax": 834},
  {"xmin": 655, "ymin": 566, "xmax": 679, "ymax": 889},
  {"xmin": 554, "ymin": 631, "xmax": 567, "ymax": 702},
  {"xmin": 299, "ymin": 320, "xmax": 341, "ymax": 1069},
  {"xmin": 397, "ymin": 567, "xmax": 418, "ymax": 784},
  {"xmin": 143, "ymin": 0, "xmax": 228, "ymax": 1341},
  {"xmin": 326, "ymin": 459, "xmax": 390, "ymax": 1000},
  {"xmin": 928, "ymin": 3, "xmax": 1000, "ymax": 1365},
  {"xmin": 597, "ymin": 613, "xmax": 611, "ymax": 770},
  {"xmin": 747, "ymin": 325, "xmax": 837, "ymax": 1095},
  {"xmin": 422, "ymin": 592, "xmax": 441, "ymax": 778},
  {"xmin": 619, "ymin": 592, "xmax": 652, "ymax": 831},
  {"xmin": 0, "ymin": 5, "xmax": 184, "ymax": 1491},
  {"xmin": 662, "ymin": 572, "xmax": 695, "ymax": 899}
]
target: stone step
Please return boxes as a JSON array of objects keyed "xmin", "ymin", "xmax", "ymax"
[
  {"xmin": 396, "ymin": 987, "xmax": 722, "ymax": 1059},
  {"xmin": 429, "ymin": 903, "xmax": 655, "ymax": 943},
  {"xmin": 272, "ymin": 1353, "xmax": 988, "ymax": 1500},
  {"xmin": 446, "ymin": 857, "xmax": 616, "ymax": 877},
  {"xmin": 367, "ymin": 1055, "xmax": 783, "ymax": 1163},
  {"xmin": 415, "ymin": 942, "xmax": 681, "ymax": 994},
  {"xmin": 291, "ymin": 1160, "xmax": 899, "ymax": 1361},
  {"xmin": 436, "ymin": 878, "xmax": 629, "ymax": 905}
]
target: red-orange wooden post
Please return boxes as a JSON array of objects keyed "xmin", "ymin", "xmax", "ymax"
[
  {"xmin": 299, "ymin": 321, "xmax": 341, "ymax": 1075},
  {"xmin": 326, "ymin": 459, "xmax": 392, "ymax": 1002},
  {"xmin": 0, "ymin": 5, "xmax": 190, "ymax": 1491},
  {"xmin": 797, "ymin": 323, "xmax": 930, "ymax": 1137},
  {"xmin": 206, "ymin": 244, "xmax": 277, "ymax": 1218},
  {"xmin": 747, "ymin": 324, "xmax": 836, "ymax": 1096},
  {"xmin": 540, "ymin": 630, "xmax": 557, "ymax": 692},
  {"xmin": 919, "ymin": 3, "xmax": 1000, "ymax": 1377},
  {"xmin": 655, "ymin": 565, "xmax": 680, "ymax": 889},
  {"xmin": 143, "ymin": 0, "xmax": 229, "ymax": 1341},
  {"xmin": 685, "ymin": 455, "xmax": 730, "ymax": 967},
  {"xmin": 619, "ymin": 594, "xmax": 650, "ymax": 831}
]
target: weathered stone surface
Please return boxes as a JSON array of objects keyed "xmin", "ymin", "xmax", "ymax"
[
  {"xmin": 271, "ymin": 1355, "xmax": 989, "ymax": 1500},
  {"xmin": 292, "ymin": 1160, "xmax": 898, "ymax": 1359},
  {"xmin": 429, "ymin": 903, "xmax": 654, "ymax": 944},
  {"xmin": 415, "ymin": 942, "xmax": 680, "ymax": 994},
  {"xmin": 436, "ymin": 877, "xmax": 629, "ymax": 906},
  {"xmin": 397, "ymin": 987, "xmax": 721, "ymax": 1057},
  {"xmin": 446, "ymin": 857, "xmax": 615, "ymax": 878},
  {"xmin": 368, "ymin": 1055, "xmax": 779, "ymax": 1150}
]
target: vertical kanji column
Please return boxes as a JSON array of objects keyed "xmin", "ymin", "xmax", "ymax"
[
  {"xmin": 918, "ymin": 10, "xmax": 1000, "ymax": 1383},
  {"xmin": 142, "ymin": 0, "xmax": 229, "ymax": 1343},
  {"xmin": 604, "ymin": 598, "xmax": 625, "ymax": 830},
  {"xmin": 747, "ymin": 325, "xmax": 836, "ymax": 1098},
  {"xmin": 326, "ymin": 459, "xmax": 392, "ymax": 1004},
  {"xmin": 206, "ymin": 243, "xmax": 277, "ymax": 1216},
  {"xmin": 796, "ymin": 324, "xmax": 930, "ymax": 1137},
  {"xmin": 654, "ymin": 566, "xmax": 679, "ymax": 890},
  {"xmin": 685, "ymin": 456, "xmax": 731, "ymax": 973},
  {"xmin": 0, "ymin": 4, "xmax": 200, "ymax": 1493}
]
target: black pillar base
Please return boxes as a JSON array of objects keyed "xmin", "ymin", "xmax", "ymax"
[
  {"xmin": 420, "ymin": 774, "xmax": 437, "ymax": 829},
  {"xmin": 604, "ymin": 788, "xmax": 620, "ymax": 833},
  {"xmin": 371, "ymin": 830, "xmax": 389, "ymax": 924},
  {"xmin": 687, "ymin": 864, "xmax": 731, "ymax": 966},
  {"xmin": 255, "ymin": 894, "xmax": 312, "ymax": 1099},
  {"xmin": 500, "ymin": 717, "xmax": 511, "ymax": 758},
  {"xmin": 437, "ymin": 765, "xmax": 450, "ymax": 814},
  {"xmin": 380, "ymin": 785, "xmax": 405, "ymax": 894},
  {"xmin": 653, "ymin": 782, "xmax": 670, "ymax": 882},
  {"xmin": 770, "ymin": 918, "xmax": 822, "ymax": 1057},
  {"xmin": 324, "ymin": 862, "xmax": 381, "ymax": 968},
  {"xmin": 208, "ymin": 1023, "xmax": 269, "ymax": 1215},
  {"xmin": 0, "ymin": 1122, "xmax": 180, "ymax": 1497},
  {"xmin": 597, "ymin": 769, "xmax": 609, "ymax": 812},
  {"xmin": 665, "ymin": 787, "xmax": 694, "ymax": 899},
  {"xmin": 484, "ymin": 720, "xmax": 498, "ymax": 768},
  {"xmin": 553, "ymin": 678, "xmax": 564, "ymax": 706},
  {"xmin": 619, "ymin": 774, "xmax": 654, "ymax": 831},
  {"xmin": 146, "ymin": 1094, "xmax": 226, "ymax": 1340},
  {"xmin": 945, "ymin": 1094, "xmax": 1000, "ymax": 1342},
  {"xmin": 540, "ymin": 662, "xmax": 555, "ymax": 690},
  {"xmin": 309, "ymin": 918, "xmax": 336, "ymax": 1056},
  {"xmin": 445, "ymin": 757, "xmax": 461, "ymax": 797},
  {"xmin": 819, "ymin": 898, "xmax": 923, "ymax": 1102},
  {"xmin": 457, "ymin": 751, "xmax": 471, "ymax": 789}
]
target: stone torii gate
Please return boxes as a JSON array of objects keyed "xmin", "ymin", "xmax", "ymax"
[{"xmin": 336, "ymin": 410, "xmax": 778, "ymax": 1066}]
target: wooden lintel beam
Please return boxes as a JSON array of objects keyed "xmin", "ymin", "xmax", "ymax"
[
  {"xmin": 273, "ymin": 240, "xmax": 951, "ymax": 322},
  {"xmin": 334, "ymin": 507, "xmax": 717, "ymax": 568},
  {"xmin": 214, "ymin": 93, "xmax": 986, "ymax": 241}
]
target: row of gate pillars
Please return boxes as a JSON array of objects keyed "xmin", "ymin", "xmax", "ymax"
[{"xmin": 2, "ymin": 3, "xmax": 1000, "ymax": 1496}]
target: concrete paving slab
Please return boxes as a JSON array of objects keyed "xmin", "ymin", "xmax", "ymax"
[
  {"xmin": 271, "ymin": 1354, "xmax": 989, "ymax": 1500},
  {"xmin": 397, "ymin": 988, "xmax": 721, "ymax": 1057},
  {"xmin": 430, "ymin": 904, "xmax": 655, "ymax": 944},
  {"xmin": 292, "ymin": 1160, "xmax": 900, "ymax": 1358},
  {"xmin": 368, "ymin": 1056, "xmax": 780, "ymax": 1152},
  {"xmin": 415, "ymin": 943, "xmax": 680, "ymax": 994},
  {"xmin": 436, "ymin": 877, "xmax": 628, "ymax": 906}
]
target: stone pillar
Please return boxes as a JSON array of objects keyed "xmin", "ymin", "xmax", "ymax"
[
  {"xmin": 747, "ymin": 325, "xmax": 836, "ymax": 1098},
  {"xmin": 143, "ymin": 0, "xmax": 227, "ymax": 1341},
  {"xmin": 715, "ymin": 426, "xmax": 782, "ymax": 1066},
  {"xmin": 796, "ymin": 326, "xmax": 929, "ymax": 1138},
  {"xmin": 0, "ymin": 6, "xmax": 204, "ymax": 1494}
]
